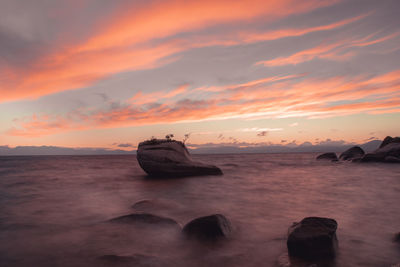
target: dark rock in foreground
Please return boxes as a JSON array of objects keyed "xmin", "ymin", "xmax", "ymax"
[
  {"xmin": 287, "ymin": 217, "xmax": 338, "ymax": 260},
  {"xmin": 109, "ymin": 212, "xmax": 180, "ymax": 228},
  {"xmin": 394, "ymin": 232, "xmax": 400, "ymax": 243},
  {"xmin": 339, "ymin": 146, "xmax": 365, "ymax": 161},
  {"xmin": 137, "ymin": 139, "xmax": 223, "ymax": 177},
  {"xmin": 183, "ymin": 214, "xmax": 231, "ymax": 240},
  {"xmin": 316, "ymin": 152, "xmax": 338, "ymax": 161},
  {"xmin": 360, "ymin": 136, "xmax": 400, "ymax": 163}
]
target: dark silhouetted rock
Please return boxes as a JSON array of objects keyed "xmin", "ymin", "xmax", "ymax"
[
  {"xmin": 109, "ymin": 213, "xmax": 180, "ymax": 228},
  {"xmin": 316, "ymin": 152, "xmax": 338, "ymax": 161},
  {"xmin": 394, "ymin": 232, "xmax": 400, "ymax": 243},
  {"xmin": 183, "ymin": 214, "xmax": 231, "ymax": 240},
  {"xmin": 339, "ymin": 146, "xmax": 365, "ymax": 161},
  {"xmin": 287, "ymin": 217, "xmax": 338, "ymax": 260},
  {"xmin": 380, "ymin": 136, "xmax": 400, "ymax": 149},
  {"xmin": 137, "ymin": 139, "xmax": 223, "ymax": 177},
  {"xmin": 360, "ymin": 137, "xmax": 400, "ymax": 163}
]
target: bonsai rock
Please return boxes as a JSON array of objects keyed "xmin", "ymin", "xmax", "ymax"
[{"xmin": 137, "ymin": 139, "xmax": 223, "ymax": 177}]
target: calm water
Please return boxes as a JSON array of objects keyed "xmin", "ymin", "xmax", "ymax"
[{"xmin": 0, "ymin": 154, "xmax": 399, "ymax": 267}]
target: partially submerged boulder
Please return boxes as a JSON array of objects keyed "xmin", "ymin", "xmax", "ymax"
[
  {"xmin": 287, "ymin": 217, "xmax": 338, "ymax": 260},
  {"xmin": 361, "ymin": 136, "xmax": 400, "ymax": 163},
  {"xmin": 316, "ymin": 152, "xmax": 338, "ymax": 161},
  {"xmin": 109, "ymin": 212, "xmax": 180, "ymax": 228},
  {"xmin": 339, "ymin": 146, "xmax": 364, "ymax": 161},
  {"xmin": 182, "ymin": 214, "xmax": 232, "ymax": 240},
  {"xmin": 137, "ymin": 139, "xmax": 223, "ymax": 177}
]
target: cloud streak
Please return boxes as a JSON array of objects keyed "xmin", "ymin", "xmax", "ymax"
[
  {"xmin": 0, "ymin": 0, "xmax": 342, "ymax": 103},
  {"xmin": 7, "ymin": 68, "xmax": 400, "ymax": 137}
]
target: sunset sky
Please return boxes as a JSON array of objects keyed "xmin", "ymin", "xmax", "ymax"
[{"xmin": 1, "ymin": 0, "xmax": 399, "ymax": 151}]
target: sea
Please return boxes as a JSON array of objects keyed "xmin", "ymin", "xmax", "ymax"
[{"xmin": 0, "ymin": 153, "xmax": 399, "ymax": 267}]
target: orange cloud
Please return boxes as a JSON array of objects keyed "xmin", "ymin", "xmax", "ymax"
[
  {"xmin": 257, "ymin": 31, "xmax": 399, "ymax": 66},
  {"xmin": 0, "ymin": 0, "xmax": 339, "ymax": 103},
  {"xmin": 8, "ymin": 69, "xmax": 400, "ymax": 137}
]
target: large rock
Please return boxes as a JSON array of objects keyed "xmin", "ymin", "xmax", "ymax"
[
  {"xmin": 137, "ymin": 139, "xmax": 223, "ymax": 177},
  {"xmin": 316, "ymin": 152, "xmax": 338, "ymax": 161},
  {"xmin": 361, "ymin": 136, "xmax": 400, "ymax": 163},
  {"xmin": 182, "ymin": 214, "xmax": 232, "ymax": 240},
  {"xmin": 287, "ymin": 217, "xmax": 338, "ymax": 260},
  {"xmin": 339, "ymin": 146, "xmax": 365, "ymax": 161},
  {"xmin": 379, "ymin": 136, "xmax": 400, "ymax": 149}
]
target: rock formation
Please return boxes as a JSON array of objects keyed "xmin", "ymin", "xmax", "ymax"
[
  {"xmin": 287, "ymin": 217, "xmax": 338, "ymax": 260},
  {"xmin": 361, "ymin": 136, "xmax": 400, "ymax": 163},
  {"xmin": 137, "ymin": 139, "xmax": 223, "ymax": 177}
]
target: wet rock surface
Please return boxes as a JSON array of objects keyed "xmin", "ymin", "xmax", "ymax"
[
  {"xmin": 182, "ymin": 214, "xmax": 231, "ymax": 240},
  {"xmin": 137, "ymin": 139, "xmax": 223, "ymax": 177},
  {"xmin": 287, "ymin": 217, "xmax": 338, "ymax": 260}
]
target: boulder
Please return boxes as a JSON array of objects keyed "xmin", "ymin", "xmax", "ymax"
[
  {"xmin": 361, "ymin": 136, "xmax": 400, "ymax": 163},
  {"xmin": 109, "ymin": 212, "xmax": 180, "ymax": 228},
  {"xmin": 137, "ymin": 139, "xmax": 223, "ymax": 177},
  {"xmin": 394, "ymin": 232, "xmax": 400, "ymax": 243},
  {"xmin": 287, "ymin": 217, "xmax": 338, "ymax": 260},
  {"xmin": 339, "ymin": 146, "xmax": 364, "ymax": 161},
  {"xmin": 379, "ymin": 136, "xmax": 400, "ymax": 149},
  {"xmin": 316, "ymin": 152, "xmax": 338, "ymax": 161},
  {"xmin": 182, "ymin": 214, "xmax": 232, "ymax": 240}
]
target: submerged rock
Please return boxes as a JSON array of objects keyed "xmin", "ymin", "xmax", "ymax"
[
  {"xmin": 339, "ymin": 146, "xmax": 364, "ymax": 161},
  {"xmin": 109, "ymin": 212, "xmax": 180, "ymax": 228},
  {"xmin": 287, "ymin": 217, "xmax": 338, "ymax": 260},
  {"xmin": 316, "ymin": 152, "xmax": 338, "ymax": 161},
  {"xmin": 183, "ymin": 214, "xmax": 232, "ymax": 240},
  {"xmin": 361, "ymin": 136, "xmax": 400, "ymax": 163},
  {"xmin": 137, "ymin": 139, "xmax": 223, "ymax": 177}
]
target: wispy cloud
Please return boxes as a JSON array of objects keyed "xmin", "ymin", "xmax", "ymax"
[
  {"xmin": 0, "ymin": 0, "xmax": 341, "ymax": 103},
  {"xmin": 8, "ymin": 69, "xmax": 400, "ymax": 137},
  {"xmin": 256, "ymin": 31, "xmax": 399, "ymax": 66}
]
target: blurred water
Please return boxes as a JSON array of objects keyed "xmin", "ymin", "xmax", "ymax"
[{"xmin": 0, "ymin": 154, "xmax": 399, "ymax": 267}]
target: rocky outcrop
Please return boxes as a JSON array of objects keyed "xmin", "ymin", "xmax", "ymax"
[
  {"xmin": 316, "ymin": 152, "xmax": 338, "ymax": 161},
  {"xmin": 287, "ymin": 217, "xmax": 338, "ymax": 260},
  {"xmin": 109, "ymin": 212, "xmax": 180, "ymax": 228},
  {"xmin": 379, "ymin": 136, "xmax": 400, "ymax": 149},
  {"xmin": 361, "ymin": 136, "xmax": 400, "ymax": 163},
  {"xmin": 137, "ymin": 139, "xmax": 223, "ymax": 177},
  {"xmin": 182, "ymin": 214, "xmax": 231, "ymax": 240},
  {"xmin": 339, "ymin": 146, "xmax": 365, "ymax": 161}
]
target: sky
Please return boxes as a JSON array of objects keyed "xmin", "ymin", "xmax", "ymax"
[{"xmin": 1, "ymin": 0, "xmax": 400, "ymax": 151}]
